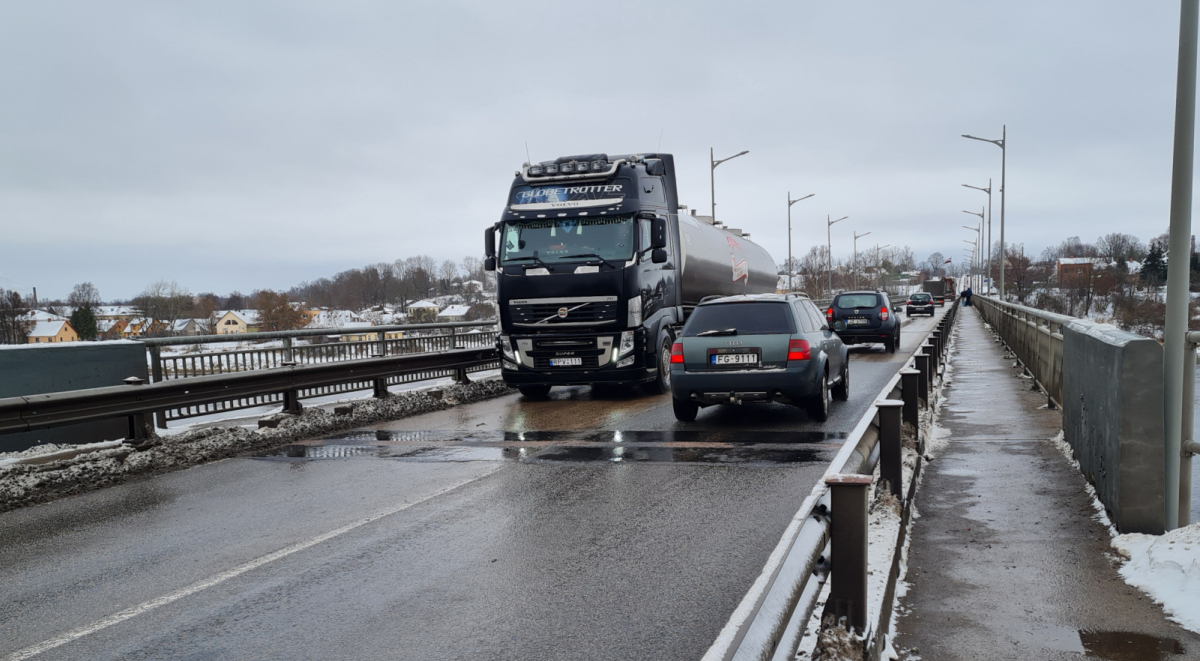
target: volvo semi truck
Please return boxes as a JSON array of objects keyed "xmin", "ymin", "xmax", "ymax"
[{"xmin": 483, "ymin": 152, "xmax": 778, "ymax": 397}]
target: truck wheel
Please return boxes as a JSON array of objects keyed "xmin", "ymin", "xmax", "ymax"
[
  {"xmin": 518, "ymin": 384, "xmax": 551, "ymax": 398},
  {"xmin": 672, "ymin": 397, "xmax": 698, "ymax": 421},
  {"xmin": 806, "ymin": 372, "xmax": 830, "ymax": 422},
  {"xmin": 832, "ymin": 362, "xmax": 849, "ymax": 401},
  {"xmin": 652, "ymin": 339, "xmax": 672, "ymax": 394}
]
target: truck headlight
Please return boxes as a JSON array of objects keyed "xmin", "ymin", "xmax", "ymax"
[
  {"xmin": 627, "ymin": 295, "xmax": 643, "ymax": 328},
  {"xmin": 499, "ymin": 336, "xmax": 515, "ymax": 362},
  {"xmin": 617, "ymin": 330, "xmax": 636, "ymax": 359},
  {"xmin": 615, "ymin": 355, "xmax": 635, "ymax": 368},
  {"xmin": 502, "ymin": 359, "xmax": 518, "ymax": 371}
]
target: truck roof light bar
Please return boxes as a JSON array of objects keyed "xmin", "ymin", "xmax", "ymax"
[{"xmin": 521, "ymin": 158, "xmax": 626, "ymax": 183}]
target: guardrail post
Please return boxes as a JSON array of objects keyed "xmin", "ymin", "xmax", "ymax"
[
  {"xmin": 282, "ymin": 389, "xmax": 303, "ymax": 414},
  {"xmin": 123, "ymin": 376, "xmax": 152, "ymax": 440},
  {"xmin": 373, "ymin": 378, "xmax": 389, "ymax": 399},
  {"xmin": 925, "ymin": 339, "xmax": 939, "ymax": 380},
  {"xmin": 900, "ymin": 368, "xmax": 920, "ymax": 431},
  {"xmin": 377, "ymin": 331, "xmax": 387, "ymax": 358},
  {"xmin": 824, "ymin": 473, "xmax": 873, "ymax": 633},
  {"xmin": 913, "ymin": 353, "xmax": 930, "ymax": 402},
  {"xmin": 283, "ymin": 337, "xmax": 294, "ymax": 362},
  {"xmin": 877, "ymin": 400, "xmax": 905, "ymax": 499},
  {"xmin": 148, "ymin": 345, "xmax": 167, "ymax": 429}
]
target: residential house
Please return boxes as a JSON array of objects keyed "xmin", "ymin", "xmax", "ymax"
[
  {"xmin": 94, "ymin": 306, "xmax": 138, "ymax": 321},
  {"xmin": 97, "ymin": 318, "xmax": 128, "ymax": 340},
  {"xmin": 169, "ymin": 319, "xmax": 202, "ymax": 336},
  {"xmin": 304, "ymin": 309, "xmax": 363, "ymax": 329},
  {"xmin": 1056, "ymin": 257, "xmax": 1093, "ymax": 287},
  {"xmin": 18, "ymin": 310, "xmax": 67, "ymax": 324},
  {"xmin": 436, "ymin": 305, "xmax": 471, "ymax": 322},
  {"xmin": 338, "ymin": 321, "xmax": 378, "ymax": 343},
  {"xmin": 122, "ymin": 318, "xmax": 167, "ymax": 338},
  {"xmin": 407, "ymin": 300, "xmax": 440, "ymax": 323},
  {"xmin": 214, "ymin": 310, "xmax": 261, "ymax": 335},
  {"xmin": 27, "ymin": 320, "xmax": 78, "ymax": 344}
]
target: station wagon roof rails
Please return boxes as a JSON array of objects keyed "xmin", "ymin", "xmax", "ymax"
[{"xmin": 698, "ymin": 295, "xmax": 726, "ymax": 304}]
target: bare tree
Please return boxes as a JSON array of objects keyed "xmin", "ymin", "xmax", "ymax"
[
  {"xmin": 0, "ymin": 289, "xmax": 30, "ymax": 344},
  {"xmin": 253, "ymin": 290, "xmax": 305, "ymax": 331},
  {"xmin": 132, "ymin": 280, "xmax": 193, "ymax": 336},
  {"xmin": 68, "ymin": 282, "xmax": 102, "ymax": 309}
]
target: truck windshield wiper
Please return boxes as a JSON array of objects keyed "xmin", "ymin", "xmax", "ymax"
[
  {"xmin": 696, "ymin": 328, "xmax": 737, "ymax": 337},
  {"xmin": 559, "ymin": 253, "xmax": 616, "ymax": 269},
  {"xmin": 506, "ymin": 255, "xmax": 552, "ymax": 269}
]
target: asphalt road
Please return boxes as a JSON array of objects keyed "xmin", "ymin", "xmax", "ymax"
[{"xmin": 0, "ymin": 308, "xmax": 946, "ymax": 661}]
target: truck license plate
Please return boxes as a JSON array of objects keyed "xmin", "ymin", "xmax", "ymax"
[
  {"xmin": 549, "ymin": 357, "xmax": 582, "ymax": 366},
  {"xmin": 847, "ymin": 318, "xmax": 869, "ymax": 326},
  {"xmin": 712, "ymin": 354, "xmax": 759, "ymax": 366}
]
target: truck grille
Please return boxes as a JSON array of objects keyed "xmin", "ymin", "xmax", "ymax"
[{"xmin": 511, "ymin": 300, "xmax": 619, "ymax": 326}]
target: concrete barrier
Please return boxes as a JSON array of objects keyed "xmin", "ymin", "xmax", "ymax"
[
  {"xmin": 1063, "ymin": 321, "xmax": 1165, "ymax": 534},
  {"xmin": 0, "ymin": 341, "xmax": 148, "ymax": 453}
]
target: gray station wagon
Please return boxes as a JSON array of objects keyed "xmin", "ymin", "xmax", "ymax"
[{"xmin": 669, "ymin": 293, "xmax": 849, "ymax": 422}]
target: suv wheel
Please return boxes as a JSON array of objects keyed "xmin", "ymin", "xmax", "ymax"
[
  {"xmin": 889, "ymin": 330, "xmax": 899, "ymax": 353},
  {"xmin": 518, "ymin": 384, "xmax": 551, "ymax": 398},
  {"xmin": 832, "ymin": 361, "xmax": 849, "ymax": 401},
  {"xmin": 672, "ymin": 397, "xmax": 698, "ymax": 421},
  {"xmin": 806, "ymin": 371, "xmax": 830, "ymax": 422}
]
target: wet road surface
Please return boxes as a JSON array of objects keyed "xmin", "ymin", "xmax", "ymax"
[{"xmin": 0, "ymin": 310, "xmax": 946, "ymax": 660}]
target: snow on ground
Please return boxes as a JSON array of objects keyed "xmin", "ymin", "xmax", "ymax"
[{"xmin": 1112, "ymin": 524, "xmax": 1200, "ymax": 634}]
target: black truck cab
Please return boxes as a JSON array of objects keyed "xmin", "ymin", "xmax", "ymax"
[{"xmin": 485, "ymin": 153, "xmax": 683, "ymax": 396}]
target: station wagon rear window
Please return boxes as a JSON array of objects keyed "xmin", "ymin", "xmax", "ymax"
[
  {"xmin": 684, "ymin": 303, "xmax": 796, "ymax": 337},
  {"xmin": 834, "ymin": 294, "xmax": 881, "ymax": 309}
]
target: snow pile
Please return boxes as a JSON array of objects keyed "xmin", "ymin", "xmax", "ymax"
[
  {"xmin": 0, "ymin": 378, "xmax": 513, "ymax": 512},
  {"xmin": 812, "ymin": 615, "xmax": 865, "ymax": 661},
  {"xmin": 1112, "ymin": 524, "xmax": 1200, "ymax": 633}
]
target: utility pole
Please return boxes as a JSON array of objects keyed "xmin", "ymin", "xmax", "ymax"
[
  {"xmin": 787, "ymin": 192, "xmax": 815, "ymax": 291},
  {"xmin": 711, "ymin": 148, "xmax": 749, "ymax": 225},
  {"xmin": 1164, "ymin": 0, "xmax": 1198, "ymax": 530},
  {"xmin": 827, "ymin": 215, "xmax": 848, "ymax": 297}
]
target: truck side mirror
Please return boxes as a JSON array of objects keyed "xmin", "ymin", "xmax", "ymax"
[
  {"xmin": 645, "ymin": 159, "xmax": 666, "ymax": 176},
  {"xmin": 484, "ymin": 256, "xmax": 496, "ymax": 271},
  {"xmin": 652, "ymin": 248, "xmax": 668, "ymax": 264},
  {"xmin": 484, "ymin": 228, "xmax": 496, "ymax": 257},
  {"xmin": 651, "ymin": 217, "xmax": 668, "ymax": 249}
]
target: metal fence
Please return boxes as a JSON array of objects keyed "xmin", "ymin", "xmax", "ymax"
[
  {"xmin": 141, "ymin": 321, "xmax": 498, "ymax": 423},
  {"xmin": 973, "ymin": 295, "xmax": 1071, "ymax": 407}
]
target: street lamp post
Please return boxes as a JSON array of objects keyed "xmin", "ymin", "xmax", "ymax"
[
  {"xmin": 711, "ymin": 148, "xmax": 749, "ymax": 225},
  {"xmin": 963, "ymin": 224, "xmax": 981, "ymax": 291},
  {"xmin": 963, "ymin": 209, "xmax": 984, "ymax": 292},
  {"xmin": 874, "ymin": 244, "xmax": 890, "ymax": 290},
  {"xmin": 962, "ymin": 128, "xmax": 1006, "ymax": 299},
  {"xmin": 853, "ymin": 230, "xmax": 871, "ymax": 289},
  {"xmin": 827, "ymin": 215, "xmax": 848, "ymax": 296},
  {"xmin": 963, "ymin": 180, "xmax": 992, "ymax": 293},
  {"xmin": 787, "ymin": 192, "xmax": 815, "ymax": 291}
]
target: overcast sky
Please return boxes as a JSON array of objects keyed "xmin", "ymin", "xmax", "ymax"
[{"xmin": 0, "ymin": 1, "xmax": 1188, "ymax": 300}]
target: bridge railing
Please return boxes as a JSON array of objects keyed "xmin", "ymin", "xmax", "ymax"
[
  {"xmin": 140, "ymin": 320, "xmax": 498, "ymax": 424},
  {"xmin": 708, "ymin": 300, "xmax": 960, "ymax": 661},
  {"xmin": 973, "ymin": 295, "xmax": 1072, "ymax": 407}
]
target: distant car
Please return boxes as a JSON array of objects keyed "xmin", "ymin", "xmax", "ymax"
[
  {"xmin": 906, "ymin": 292, "xmax": 935, "ymax": 317},
  {"xmin": 669, "ymin": 293, "xmax": 849, "ymax": 422},
  {"xmin": 826, "ymin": 291, "xmax": 901, "ymax": 353}
]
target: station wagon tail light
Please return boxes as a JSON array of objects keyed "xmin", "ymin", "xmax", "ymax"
[
  {"xmin": 787, "ymin": 339, "xmax": 811, "ymax": 361},
  {"xmin": 670, "ymin": 342, "xmax": 684, "ymax": 363},
  {"xmin": 880, "ymin": 307, "xmax": 889, "ymax": 321},
  {"xmin": 825, "ymin": 307, "xmax": 833, "ymax": 322}
]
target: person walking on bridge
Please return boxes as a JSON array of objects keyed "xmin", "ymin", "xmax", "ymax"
[{"xmin": 963, "ymin": 286, "xmax": 973, "ymax": 307}]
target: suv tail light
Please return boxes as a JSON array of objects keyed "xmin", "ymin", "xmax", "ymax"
[
  {"xmin": 787, "ymin": 339, "xmax": 811, "ymax": 361},
  {"xmin": 880, "ymin": 306, "xmax": 889, "ymax": 321},
  {"xmin": 670, "ymin": 342, "xmax": 684, "ymax": 363}
]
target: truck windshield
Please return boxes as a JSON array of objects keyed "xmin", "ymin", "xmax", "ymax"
[
  {"xmin": 683, "ymin": 303, "xmax": 796, "ymax": 336},
  {"xmin": 500, "ymin": 216, "xmax": 635, "ymax": 265}
]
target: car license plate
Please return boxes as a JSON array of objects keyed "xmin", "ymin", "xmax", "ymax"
[
  {"xmin": 847, "ymin": 317, "xmax": 869, "ymax": 326},
  {"xmin": 549, "ymin": 357, "xmax": 582, "ymax": 366},
  {"xmin": 712, "ymin": 353, "xmax": 759, "ymax": 366}
]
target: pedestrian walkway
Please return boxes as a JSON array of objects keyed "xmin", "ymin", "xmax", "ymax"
[{"xmin": 894, "ymin": 307, "xmax": 1200, "ymax": 660}]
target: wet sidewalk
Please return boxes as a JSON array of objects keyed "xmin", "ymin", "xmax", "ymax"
[{"xmin": 894, "ymin": 307, "xmax": 1200, "ymax": 660}]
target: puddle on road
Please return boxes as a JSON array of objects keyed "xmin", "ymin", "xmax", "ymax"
[
  {"xmin": 258, "ymin": 429, "xmax": 841, "ymax": 466},
  {"xmin": 1080, "ymin": 630, "xmax": 1185, "ymax": 660}
]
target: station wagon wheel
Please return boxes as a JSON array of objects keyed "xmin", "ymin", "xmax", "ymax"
[
  {"xmin": 832, "ymin": 361, "xmax": 849, "ymax": 401},
  {"xmin": 806, "ymin": 370, "xmax": 830, "ymax": 422}
]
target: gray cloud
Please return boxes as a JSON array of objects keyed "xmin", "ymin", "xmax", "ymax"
[{"xmin": 0, "ymin": 1, "xmax": 1187, "ymax": 299}]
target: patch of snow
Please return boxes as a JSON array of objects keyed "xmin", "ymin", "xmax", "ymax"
[
  {"xmin": 1112, "ymin": 524, "xmax": 1200, "ymax": 633},
  {"xmin": 1048, "ymin": 430, "xmax": 1117, "ymax": 536}
]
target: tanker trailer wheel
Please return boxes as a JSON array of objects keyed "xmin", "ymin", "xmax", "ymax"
[
  {"xmin": 518, "ymin": 384, "xmax": 552, "ymax": 398},
  {"xmin": 651, "ymin": 338, "xmax": 673, "ymax": 395}
]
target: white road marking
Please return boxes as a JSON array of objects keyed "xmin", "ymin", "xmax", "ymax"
[{"xmin": 5, "ymin": 467, "xmax": 500, "ymax": 661}]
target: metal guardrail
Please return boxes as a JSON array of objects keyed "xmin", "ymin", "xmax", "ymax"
[
  {"xmin": 0, "ymin": 347, "xmax": 499, "ymax": 439},
  {"xmin": 142, "ymin": 320, "xmax": 497, "ymax": 423},
  {"xmin": 706, "ymin": 299, "xmax": 959, "ymax": 661},
  {"xmin": 973, "ymin": 295, "xmax": 1069, "ymax": 407}
]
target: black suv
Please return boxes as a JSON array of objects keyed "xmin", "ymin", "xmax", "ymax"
[{"xmin": 825, "ymin": 291, "xmax": 900, "ymax": 353}]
